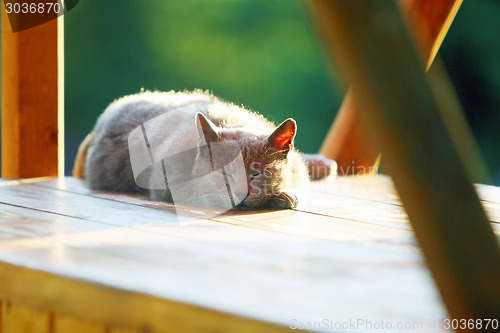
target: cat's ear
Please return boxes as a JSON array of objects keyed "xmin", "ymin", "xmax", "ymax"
[
  {"xmin": 267, "ymin": 118, "xmax": 296, "ymax": 151},
  {"xmin": 196, "ymin": 112, "xmax": 220, "ymax": 142}
]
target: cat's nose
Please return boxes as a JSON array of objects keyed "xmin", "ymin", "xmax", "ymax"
[{"xmin": 269, "ymin": 192, "xmax": 298, "ymax": 209}]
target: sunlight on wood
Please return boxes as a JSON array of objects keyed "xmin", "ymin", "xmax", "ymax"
[{"xmin": 1, "ymin": 176, "xmax": 499, "ymax": 331}]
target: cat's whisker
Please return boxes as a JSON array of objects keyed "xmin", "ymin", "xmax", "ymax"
[{"xmin": 268, "ymin": 151, "xmax": 282, "ymax": 156}]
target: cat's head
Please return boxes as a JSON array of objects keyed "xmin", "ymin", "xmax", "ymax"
[{"xmin": 195, "ymin": 113, "xmax": 303, "ymax": 209}]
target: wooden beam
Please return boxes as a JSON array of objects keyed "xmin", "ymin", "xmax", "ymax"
[
  {"xmin": 1, "ymin": 9, "xmax": 64, "ymax": 178},
  {"xmin": 402, "ymin": 0, "xmax": 464, "ymax": 70},
  {"xmin": 317, "ymin": 0, "xmax": 463, "ymax": 177},
  {"xmin": 404, "ymin": 0, "xmax": 489, "ymax": 183},
  {"xmin": 318, "ymin": 90, "xmax": 379, "ymax": 176},
  {"xmin": 313, "ymin": 0, "xmax": 500, "ymax": 322},
  {"xmin": 1, "ymin": 301, "xmax": 50, "ymax": 333},
  {"xmin": 0, "ymin": 261, "xmax": 292, "ymax": 333}
]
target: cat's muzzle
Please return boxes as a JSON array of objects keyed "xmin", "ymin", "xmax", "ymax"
[
  {"xmin": 268, "ymin": 192, "xmax": 298, "ymax": 209},
  {"xmin": 239, "ymin": 191, "xmax": 298, "ymax": 210}
]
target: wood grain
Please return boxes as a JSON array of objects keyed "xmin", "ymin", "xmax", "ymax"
[
  {"xmin": 1, "ymin": 176, "xmax": 499, "ymax": 331},
  {"xmin": 1, "ymin": 10, "xmax": 63, "ymax": 178},
  {"xmin": 53, "ymin": 315, "xmax": 107, "ymax": 333},
  {"xmin": 1, "ymin": 301, "xmax": 50, "ymax": 333},
  {"xmin": 0, "ymin": 176, "xmax": 452, "ymax": 331},
  {"xmin": 0, "ymin": 262, "xmax": 296, "ymax": 333}
]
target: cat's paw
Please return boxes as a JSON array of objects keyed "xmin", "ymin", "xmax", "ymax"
[
  {"xmin": 268, "ymin": 192, "xmax": 298, "ymax": 209},
  {"xmin": 303, "ymin": 154, "xmax": 337, "ymax": 180}
]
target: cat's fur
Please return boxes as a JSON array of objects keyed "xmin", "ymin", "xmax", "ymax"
[{"xmin": 74, "ymin": 90, "xmax": 309, "ymax": 209}]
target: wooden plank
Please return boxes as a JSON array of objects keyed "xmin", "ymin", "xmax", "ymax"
[
  {"xmin": 0, "ymin": 301, "xmax": 50, "ymax": 333},
  {"xmin": 218, "ymin": 209, "xmax": 415, "ymax": 243},
  {"xmin": 0, "ymin": 183, "xmax": 180, "ymax": 226},
  {"xmin": 314, "ymin": 0, "xmax": 500, "ymax": 321},
  {"xmin": 307, "ymin": 176, "xmax": 500, "ymax": 226},
  {"xmin": 27, "ymin": 177, "xmax": 179, "ymax": 213},
  {"xmin": 308, "ymin": 175, "xmax": 401, "ymax": 205},
  {"xmin": 1, "ymin": 9, "xmax": 63, "ymax": 178},
  {"xmin": 476, "ymin": 183, "xmax": 500, "ymax": 205},
  {"xmin": 0, "ymin": 203, "xmax": 113, "ymax": 238},
  {"xmin": 0, "ymin": 262, "xmax": 293, "ymax": 333}
]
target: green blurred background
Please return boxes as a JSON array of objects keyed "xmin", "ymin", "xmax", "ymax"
[
  {"xmin": 63, "ymin": 0, "xmax": 341, "ymax": 175},
  {"xmin": 3, "ymin": 0, "xmax": 500, "ymax": 183}
]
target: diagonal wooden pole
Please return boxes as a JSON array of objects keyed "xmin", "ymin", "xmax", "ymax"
[
  {"xmin": 313, "ymin": 0, "xmax": 500, "ymax": 323},
  {"xmin": 401, "ymin": 0, "xmax": 464, "ymax": 71},
  {"xmin": 316, "ymin": 0, "xmax": 489, "ymax": 182},
  {"xmin": 403, "ymin": 0, "xmax": 489, "ymax": 183}
]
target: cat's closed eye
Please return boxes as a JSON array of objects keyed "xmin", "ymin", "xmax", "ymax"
[{"xmin": 250, "ymin": 171, "xmax": 262, "ymax": 180}]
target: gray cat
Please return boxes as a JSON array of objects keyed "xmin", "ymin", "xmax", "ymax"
[{"xmin": 74, "ymin": 90, "xmax": 309, "ymax": 209}]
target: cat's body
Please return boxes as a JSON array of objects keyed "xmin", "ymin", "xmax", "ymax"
[{"xmin": 74, "ymin": 90, "xmax": 309, "ymax": 209}]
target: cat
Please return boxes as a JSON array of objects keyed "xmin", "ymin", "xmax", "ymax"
[{"xmin": 73, "ymin": 90, "xmax": 310, "ymax": 209}]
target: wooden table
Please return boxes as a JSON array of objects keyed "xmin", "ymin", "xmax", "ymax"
[{"xmin": 1, "ymin": 176, "xmax": 499, "ymax": 332}]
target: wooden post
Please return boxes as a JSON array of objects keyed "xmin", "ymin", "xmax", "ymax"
[
  {"xmin": 1, "ymin": 8, "xmax": 64, "ymax": 178},
  {"xmin": 317, "ymin": 0, "xmax": 465, "ymax": 177},
  {"xmin": 314, "ymin": 0, "xmax": 500, "ymax": 322},
  {"xmin": 402, "ymin": 0, "xmax": 464, "ymax": 70},
  {"xmin": 404, "ymin": 0, "xmax": 489, "ymax": 183},
  {"xmin": 318, "ymin": 90, "xmax": 379, "ymax": 176}
]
